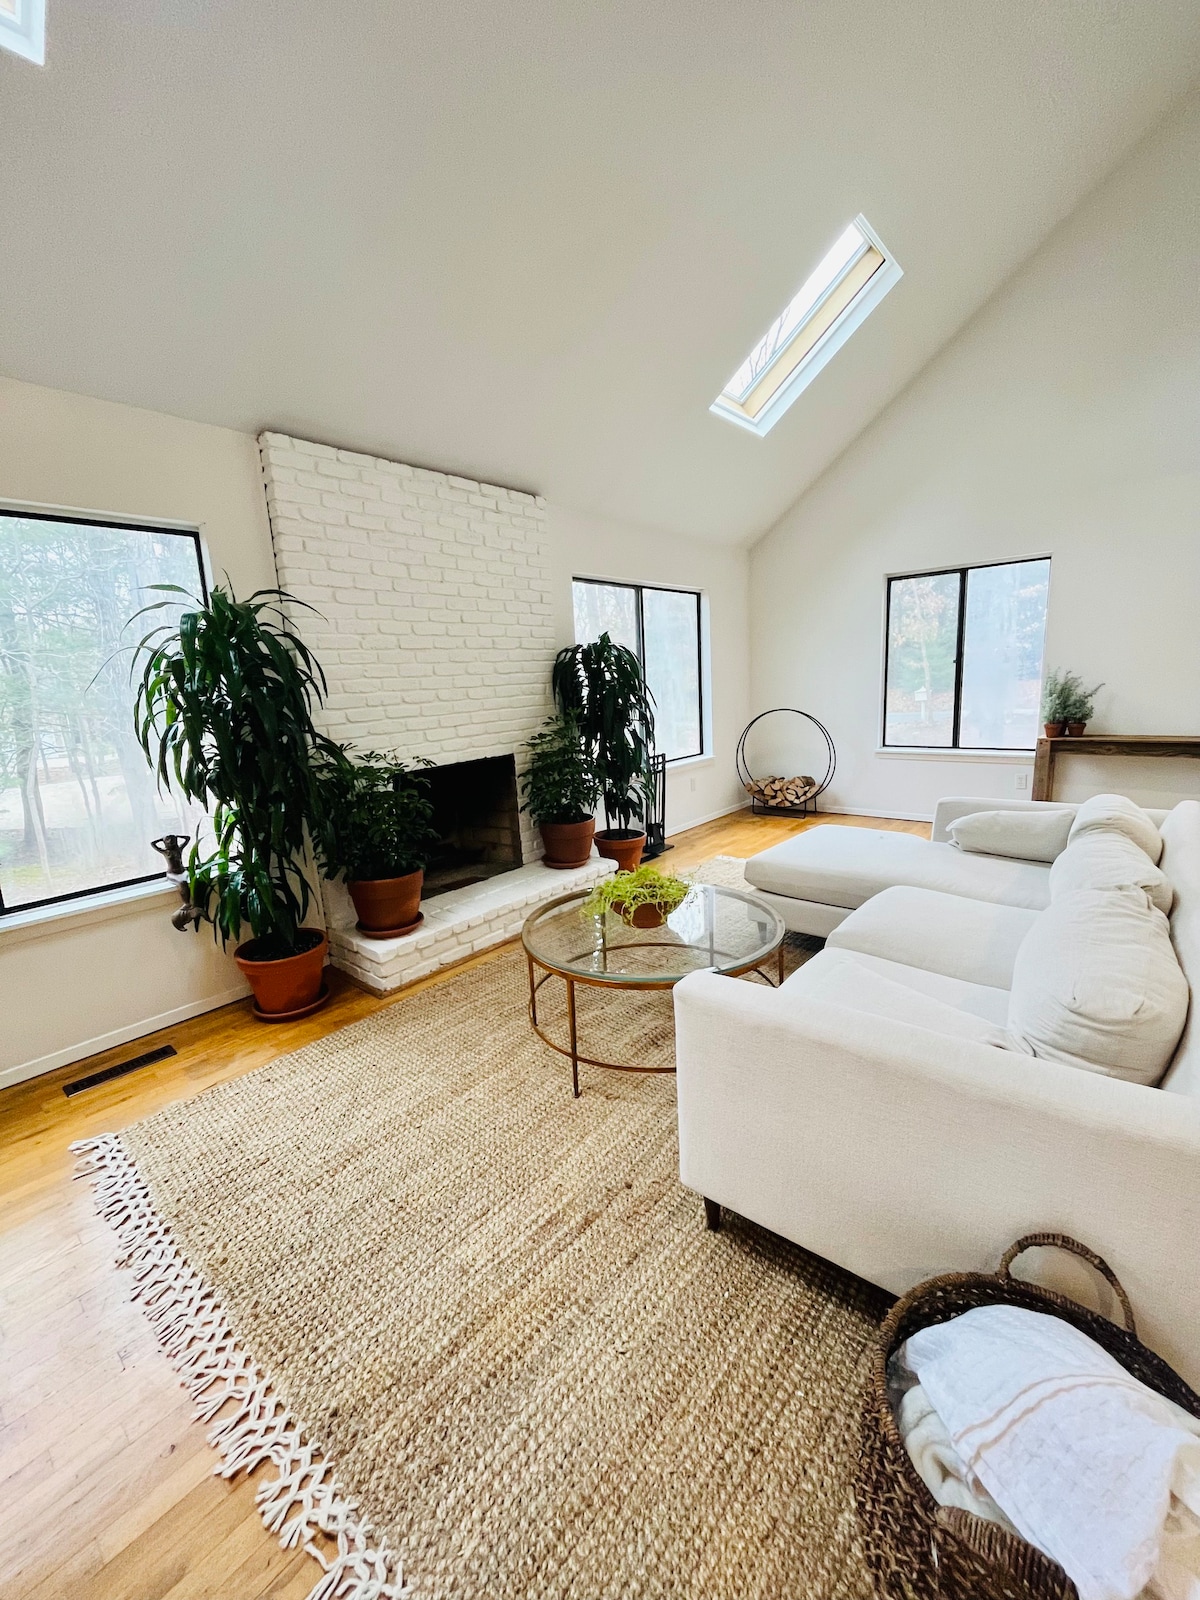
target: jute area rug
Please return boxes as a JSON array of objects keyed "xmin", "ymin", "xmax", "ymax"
[{"xmin": 78, "ymin": 859, "xmax": 888, "ymax": 1600}]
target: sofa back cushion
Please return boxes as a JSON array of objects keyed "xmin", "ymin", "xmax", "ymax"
[
  {"xmin": 1067, "ymin": 793, "xmax": 1164, "ymax": 864},
  {"xmin": 1007, "ymin": 887, "xmax": 1188, "ymax": 1085},
  {"xmin": 1049, "ymin": 829, "xmax": 1173, "ymax": 916},
  {"xmin": 1159, "ymin": 802, "xmax": 1200, "ymax": 1097},
  {"xmin": 948, "ymin": 808, "xmax": 1074, "ymax": 864}
]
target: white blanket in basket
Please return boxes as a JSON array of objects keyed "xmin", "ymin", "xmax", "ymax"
[{"xmin": 905, "ymin": 1306, "xmax": 1200, "ymax": 1600}]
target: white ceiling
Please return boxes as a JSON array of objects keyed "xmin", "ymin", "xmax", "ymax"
[{"xmin": 1, "ymin": 2, "xmax": 1198, "ymax": 546}]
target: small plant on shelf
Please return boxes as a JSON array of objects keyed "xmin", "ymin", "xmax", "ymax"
[
  {"xmin": 313, "ymin": 749, "xmax": 439, "ymax": 937},
  {"xmin": 1041, "ymin": 669, "xmax": 1104, "ymax": 735},
  {"xmin": 582, "ymin": 866, "xmax": 691, "ymax": 929},
  {"xmin": 520, "ymin": 714, "xmax": 602, "ymax": 869}
]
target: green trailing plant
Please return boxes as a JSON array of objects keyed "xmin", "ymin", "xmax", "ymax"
[
  {"xmin": 520, "ymin": 714, "xmax": 601, "ymax": 826},
  {"xmin": 131, "ymin": 583, "xmax": 342, "ymax": 959},
  {"xmin": 313, "ymin": 749, "xmax": 438, "ymax": 882},
  {"xmin": 551, "ymin": 632, "xmax": 656, "ymax": 833},
  {"xmin": 1042, "ymin": 668, "xmax": 1104, "ymax": 726},
  {"xmin": 582, "ymin": 865, "xmax": 690, "ymax": 924}
]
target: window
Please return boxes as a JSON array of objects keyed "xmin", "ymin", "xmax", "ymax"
[
  {"xmin": 0, "ymin": 0, "xmax": 45, "ymax": 64},
  {"xmin": 0, "ymin": 512, "xmax": 206, "ymax": 915},
  {"xmin": 572, "ymin": 579, "xmax": 704, "ymax": 762},
  {"xmin": 711, "ymin": 215, "xmax": 902, "ymax": 436},
  {"xmin": 883, "ymin": 558, "xmax": 1051, "ymax": 751}
]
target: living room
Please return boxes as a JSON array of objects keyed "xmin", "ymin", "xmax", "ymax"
[{"xmin": 2, "ymin": 5, "xmax": 1200, "ymax": 1598}]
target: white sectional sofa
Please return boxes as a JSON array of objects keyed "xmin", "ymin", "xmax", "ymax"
[{"xmin": 674, "ymin": 796, "xmax": 1200, "ymax": 1388}]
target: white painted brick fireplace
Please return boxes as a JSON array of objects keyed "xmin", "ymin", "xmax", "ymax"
[{"xmin": 259, "ymin": 432, "xmax": 609, "ymax": 990}]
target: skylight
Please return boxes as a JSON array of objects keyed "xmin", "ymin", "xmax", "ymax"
[
  {"xmin": 0, "ymin": 0, "xmax": 45, "ymax": 64},
  {"xmin": 711, "ymin": 215, "xmax": 901, "ymax": 436}
]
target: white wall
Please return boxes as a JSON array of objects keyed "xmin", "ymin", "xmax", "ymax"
[
  {"xmin": 547, "ymin": 505, "xmax": 749, "ymax": 834},
  {"xmin": 750, "ymin": 90, "xmax": 1200, "ymax": 820},
  {"xmin": 0, "ymin": 376, "xmax": 274, "ymax": 1087}
]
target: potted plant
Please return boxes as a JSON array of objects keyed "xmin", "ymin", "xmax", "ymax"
[
  {"xmin": 552, "ymin": 632, "xmax": 656, "ymax": 871},
  {"xmin": 1042, "ymin": 668, "xmax": 1104, "ymax": 737},
  {"xmin": 582, "ymin": 866, "xmax": 691, "ymax": 929},
  {"xmin": 520, "ymin": 714, "xmax": 602, "ymax": 869},
  {"xmin": 314, "ymin": 750, "xmax": 439, "ymax": 936},
  {"xmin": 132, "ymin": 585, "xmax": 340, "ymax": 1019}
]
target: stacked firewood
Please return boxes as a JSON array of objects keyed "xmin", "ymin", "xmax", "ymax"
[{"xmin": 745, "ymin": 775, "xmax": 818, "ymax": 808}]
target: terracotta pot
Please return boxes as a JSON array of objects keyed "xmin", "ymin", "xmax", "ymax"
[
  {"xmin": 1066, "ymin": 721, "xmax": 1087, "ymax": 737},
  {"xmin": 595, "ymin": 829, "xmax": 646, "ymax": 871},
  {"xmin": 1044, "ymin": 722, "xmax": 1065, "ymax": 738},
  {"xmin": 348, "ymin": 870, "xmax": 423, "ymax": 934},
  {"xmin": 612, "ymin": 900, "xmax": 667, "ymax": 929},
  {"xmin": 235, "ymin": 929, "xmax": 327, "ymax": 1017},
  {"xmin": 540, "ymin": 818, "xmax": 595, "ymax": 870}
]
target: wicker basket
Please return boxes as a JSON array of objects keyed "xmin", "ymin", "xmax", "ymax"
[{"xmin": 856, "ymin": 1233, "xmax": 1200, "ymax": 1600}]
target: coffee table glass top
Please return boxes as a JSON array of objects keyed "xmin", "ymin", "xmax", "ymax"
[{"xmin": 522, "ymin": 883, "xmax": 785, "ymax": 986}]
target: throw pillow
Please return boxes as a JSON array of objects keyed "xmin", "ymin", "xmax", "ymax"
[
  {"xmin": 947, "ymin": 808, "xmax": 1074, "ymax": 864},
  {"xmin": 1067, "ymin": 793, "xmax": 1164, "ymax": 865},
  {"xmin": 1007, "ymin": 887, "xmax": 1188, "ymax": 1085},
  {"xmin": 1049, "ymin": 829, "xmax": 1174, "ymax": 916}
]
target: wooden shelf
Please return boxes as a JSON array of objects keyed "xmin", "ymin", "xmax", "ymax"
[{"xmin": 1032, "ymin": 735, "xmax": 1200, "ymax": 801}]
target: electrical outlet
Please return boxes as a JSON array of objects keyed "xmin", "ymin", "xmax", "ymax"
[{"xmin": 1014, "ymin": 771, "xmax": 1029, "ymax": 792}]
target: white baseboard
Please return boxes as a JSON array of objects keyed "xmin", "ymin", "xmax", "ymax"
[
  {"xmin": 820, "ymin": 804, "xmax": 935, "ymax": 824},
  {"xmin": 666, "ymin": 800, "xmax": 750, "ymax": 836},
  {"xmin": 0, "ymin": 984, "xmax": 249, "ymax": 1093}
]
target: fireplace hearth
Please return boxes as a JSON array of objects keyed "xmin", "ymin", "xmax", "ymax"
[{"xmin": 422, "ymin": 754, "xmax": 523, "ymax": 898}]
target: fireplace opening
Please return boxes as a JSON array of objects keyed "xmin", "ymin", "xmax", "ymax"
[{"xmin": 421, "ymin": 754, "xmax": 522, "ymax": 898}]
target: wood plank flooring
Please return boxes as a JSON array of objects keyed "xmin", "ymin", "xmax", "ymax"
[{"xmin": 0, "ymin": 808, "xmax": 927, "ymax": 1600}]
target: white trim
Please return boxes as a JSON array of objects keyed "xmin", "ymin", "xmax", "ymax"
[
  {"xmin": 0, "ymin": 879, "xmax": 178, "ymax": 947},
  {"xmin": 874, "ymin": 748, "xmax": 1034, "ymax": 764},
  {"xmin": 666, "ymin": 753, "xmax": 715, "ymax": 773},
  {"xmin": 0, "ymin": 984, "xmax": 249, "ymax": 1092},
  {"xmin": 819, "ymin": 804, "xmax": 935, "ymax": 824},
  {"xmin": 0, "ymin": 0, "xmax": 44, "ymax": 64},
  {"xmin": 666, "ymin": 799, "xmax": 749, "ymax": 836}
]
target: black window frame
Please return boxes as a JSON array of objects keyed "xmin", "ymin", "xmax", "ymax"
[
  {"xmin": 0, "ymin": 509, "xmax": 208, "ymax": 918},
  {"xmin": 571, "ymin": 576, "xmax": 705, "ymax": 763},
  {"xmin": 881, "ymin": 556, "xmax": 1050, "ymax": 754}
]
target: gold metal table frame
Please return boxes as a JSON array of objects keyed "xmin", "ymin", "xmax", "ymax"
[{"xmin": 522, "ymin": 888, "xmax": 786, "ymax": 1097}]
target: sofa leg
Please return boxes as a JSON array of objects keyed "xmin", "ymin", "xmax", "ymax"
[{"xmin": 703, "ymin": 1197, "xmax": 722, "ymax": 1232}]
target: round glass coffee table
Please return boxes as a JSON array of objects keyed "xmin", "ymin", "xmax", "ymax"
[{"xmin": 521, "ymin": 883, "xmax": 786, "ymax": 1096}]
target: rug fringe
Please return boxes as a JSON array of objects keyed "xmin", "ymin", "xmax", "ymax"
[{"xmin": 72, "ymin": 1134, "xmax": 408, "ymax": 1600}]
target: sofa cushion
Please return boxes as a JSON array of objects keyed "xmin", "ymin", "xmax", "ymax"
[
  {"xmin": 1007, "ymin": 887, "xmax": 1188, "ymax": 1085},
  {"xmin": 827, "ymin": 886, "xmax": 1039, "ymax": 991},
  {"xmin": 1049, "ymin": 829, "xmax": 1173, "ymax": 916},
  {"xmin": 830, "ymin": 952, "xmax": 1012, "ymax": 1026},
  {"xmin": 778, "ymin": 948, "xmax": 1011, "ymax": 1048},
  {"xmin": 744, "ymin": 826, "xmax": 1052, "ymax": 913},
  {"xmin": 1158, "ymin": 802, "xmax": 1200, "ymax": 1098},
  {"xmin": 947, "ymin": 808, "xmax": 1073, "ymax": 864},
  {"xmin": 1068, "ymin": 793, "xmax": 1164, "ymax": 865}
]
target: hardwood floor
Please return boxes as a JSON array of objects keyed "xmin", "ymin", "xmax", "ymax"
[{"xmin": 0, "ymin": 808, "xmax": 927, "ymax": 1600}]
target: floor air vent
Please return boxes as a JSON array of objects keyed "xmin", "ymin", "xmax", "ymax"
[{"xmin": 63, "ymin": 1044, "xmax": 177, "ymax": 1097}]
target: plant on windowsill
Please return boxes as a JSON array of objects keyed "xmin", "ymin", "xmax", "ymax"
[
  {"xmin": 1041, "ymin": 669, "xmax": 1104, "ymax": 738},
  {"xmin": 582, "ymin": 866, "xmax": 691, "ymax": 929},
  {"xmin": 312, "ymin": 749, "xmax": 438, "ymax": 937},
  {"xmin": 131, "ymin": 584, "xmax": 343, "ymax": 1019},
  {"xmin": 520, "ymin": 714, "xmax": 602, "ymax": 869},
  {"xmin": 551, "ymin": 631, "xmax": 656, "ymax": 872}
]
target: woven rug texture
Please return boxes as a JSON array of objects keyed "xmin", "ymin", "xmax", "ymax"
[{"xmin": 83, "ymin": 859, "xmax": 887, "ymax": 1599}]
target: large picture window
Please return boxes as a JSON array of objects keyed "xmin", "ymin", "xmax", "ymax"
[
  {"xmin": 0, "ymin": 511, "xmax": 207, "ymax": 914},
  {"xmin": 571, "ymin": 578, "xmax": 704, "ymax": 762},
  {"xmin": 883, "ymin": 558, "xmax": 1050, "ymax": 751}
]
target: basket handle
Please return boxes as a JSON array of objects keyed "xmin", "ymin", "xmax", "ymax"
[{"xmin": 998, "ymin": 1233, "xmax": 1137, "ymax": 1337}]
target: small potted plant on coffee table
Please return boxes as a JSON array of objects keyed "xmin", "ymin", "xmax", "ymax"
[
  {"xmin": 583, "ymin": 866, "xmax": 691, "ymax": 929},
  {"xmin": 521, "ymin": 714, "xmax": 602, "ymax": 869},
  {"xmin": 314, "ymin": 750, "xmax": 439, "ymax": 938}
]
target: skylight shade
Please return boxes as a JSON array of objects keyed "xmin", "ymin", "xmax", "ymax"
[
  {"xmin": 712, "ymin": 214, "xmax": 901, "ymax": 436},
  {"xmin": 0, "ymin": 0, "xmax": 45, "ymax": 63}
]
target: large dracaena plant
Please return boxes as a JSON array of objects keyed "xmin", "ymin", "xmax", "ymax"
[
  {"xmin": 551, "ymin": 633, "xmax": 655, "ymax": 833},
  {"xmin": 131, "ymin": 584, "xmax": 342, "ymax": 958}
]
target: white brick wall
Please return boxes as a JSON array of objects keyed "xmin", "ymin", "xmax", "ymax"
[{"xmin": 259, "ymin": 431, "xmax": 556, "ymax": 863}]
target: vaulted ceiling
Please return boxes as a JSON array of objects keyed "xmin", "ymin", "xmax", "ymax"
[{"xmin": 1, "ymin": 2, "xmax": 1198, "ymax": 544}]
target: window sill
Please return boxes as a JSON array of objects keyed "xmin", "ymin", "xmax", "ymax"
[
  {"xmin": 0, "ymin": 879, "xmax": 177, "ymax": 949},
  {"xmin": 666, "ymin": 754, "xmax": 714, "ymax": 772},
  {"xmin": 874, "ymin": 748, "xmax": 1034, "ymax": 763}
]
